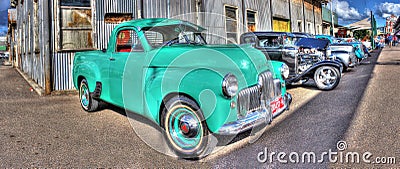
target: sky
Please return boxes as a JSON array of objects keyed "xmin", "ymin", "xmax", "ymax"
[
  {"xmin": 0, "ymin": 0, "xmax": 9, "ymax": 36},
  {"xmin": 0, "ymin": 0, "xmax": 400, "ymax": 35},
  {"xmin": 327, "ymin": 0, "xmax": 400, "ymax": 27}
]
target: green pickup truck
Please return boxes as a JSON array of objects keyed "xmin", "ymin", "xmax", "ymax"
[{"xmin": 72, "ymin": 18, "xmax": 292, "ymax": 159}]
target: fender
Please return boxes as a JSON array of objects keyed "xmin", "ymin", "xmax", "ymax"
[
  {"xmin": 72, "ymin": 62, "xmax": 103, "ymax": 93},
  {"xmin": 144, "ymin": 67, "xmax": 239, "ymax": 133},
  {"xmin": 287, "ymin": 60, "xmax": 342, "ymax": 84}
]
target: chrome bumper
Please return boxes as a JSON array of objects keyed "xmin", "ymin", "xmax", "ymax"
[{"xmin": 217, "ymin": 93, "xmax": 292, "ymax": 135}]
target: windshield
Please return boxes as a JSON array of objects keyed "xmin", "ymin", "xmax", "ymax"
[
  {"xmin": 256, "ymin": 35, "xmax": 295, "ymax": 48},
  {"xmin": 143, "ymin": 24, "xmax": 207, "ymax": 48}
]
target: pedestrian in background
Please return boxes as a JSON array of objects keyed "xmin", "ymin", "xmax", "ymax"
[{"xmin": 388, "ymin": 34, "xmax": 393, "ymax": 48}]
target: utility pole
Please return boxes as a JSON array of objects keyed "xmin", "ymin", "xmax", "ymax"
[
  {"xmin": 370, "ymin": 11, "xmax": 377, "ymax": 49},
  {"xmin": 330, "ymin": 0, "xmax": 335, "ymax": 36}
]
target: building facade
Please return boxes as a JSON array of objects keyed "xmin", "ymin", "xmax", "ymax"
[
  {"xmin": 385, "ymin": 14, "xmax": 398, "ymax": 34},
  {"xmin": 8, "ymin": 0, "xmax": 327, "ymax": 94}
]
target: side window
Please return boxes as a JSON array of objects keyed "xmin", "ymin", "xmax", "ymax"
[
  {"xmin": 144, "ymin": 31, "xmax": 164, "ymax": 48},
  {"xmin": 115, "ymin": 29, "xmax": 143, "ymax": 52}
]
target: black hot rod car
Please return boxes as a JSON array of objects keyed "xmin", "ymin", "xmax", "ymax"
[{"xmin": 241, "ymin": 32, "xmax": 343, "ymax": 90}]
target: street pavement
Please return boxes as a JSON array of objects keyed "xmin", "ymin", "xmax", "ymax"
[{"xmin": 0, "ymin": 46, "xmax": 398, "ymax": 168}]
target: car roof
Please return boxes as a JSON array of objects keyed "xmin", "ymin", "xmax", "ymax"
[
  {"xmin": 115, "ymin": 18, "xmax": 206, "ymax": 31},
  {"xmin": 241, "ymin": 31, "xmax": 294, "ymax": 37}
]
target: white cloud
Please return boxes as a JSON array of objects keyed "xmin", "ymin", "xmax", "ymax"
[
  {"xmin": 329, "ymin": 0, "xmax": 365, "ymax": 21},
  {"xmin": 375, "ymin": 2, "xmax": 400, "ymax": 18}
]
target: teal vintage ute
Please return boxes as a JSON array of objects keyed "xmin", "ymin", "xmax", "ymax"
[{"xmin": 72, "ymin": 18, "xmax": 292, "ymax": 159}]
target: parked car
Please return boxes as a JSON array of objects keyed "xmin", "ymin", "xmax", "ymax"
[
  {"xmin": 337, "ymin": 38, "xmax": 371, "ymax": 60},
  {"xmin": 73, "ymin": 18, "xmax": 292, "ymax": 159},
  {"xmin": 240, "ymin": 32, "xmax": 297, "ymax": 61},
  {"xmin": 315, "ymin": 34, "xmax": 339, "ymax": 44},
  {"xmin": 241, "ymin": 33, "xmax": 342, "ymax": 90},
  {"xmin": 292, "ymin": 32, "xmax": 314, "ymax": 39},
  {"xmin": 291, "ymin": 32, "xmax": 313, "ymax": 45},
  {"xmin": 329, "ymin": 43, "xmax": 358, "ymax": 71},
  {"xmin": 348, "ymin": 42, "xmax": 369, "ymax": 62}
]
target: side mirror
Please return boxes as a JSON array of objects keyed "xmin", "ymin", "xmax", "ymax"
[{"xmin": 102, "ymin": 48, "xmax": 107, "ymax": 53}]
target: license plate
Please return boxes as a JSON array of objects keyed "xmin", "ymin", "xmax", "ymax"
[{"xmin": 270, "ymin": 97, "xmax": 284, "ymax": 114}]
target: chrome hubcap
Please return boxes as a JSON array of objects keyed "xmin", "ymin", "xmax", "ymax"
[
  {"xmin": 316, "ymin": 68, "xmax": 337, "ymax": 87},
  {"xmin": 166, "ymin": 106, "xmax": 202, "ymax": 152}
]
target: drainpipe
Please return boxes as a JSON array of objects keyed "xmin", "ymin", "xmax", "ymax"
[
  {"xmin": 167, "ymin": 0, "xmax": 170, "ymax": 18},
  {"xmin": 140, "ymin": 0, "xmax": 144, "ymax": 18},
  {"xmin": 43, "ymin": 0, "xmax": 52, "ymax": 95},
  {"xmin": 270, "ymin": 0, "xmax": 273, "ymax": 30},
  {"xmin": 242, "ymin": 0, "xmax": 246, "ymax": 32},
  {"xmin": 313, "ymin": 0, "xmax": 316, "ymax": 34},
  {"xmin": 288, "ymin": 0, "xmax": 292, "ymax": 32},
  {"xmin": 330, "ymin": 0, "xmax": 334, "ymax": 36},
  {"xmin": 302, "ymin": 0, "xmax": 306, "ymax": 32}
]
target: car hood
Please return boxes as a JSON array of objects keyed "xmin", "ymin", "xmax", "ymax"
[
  {"xmin": 142, "ymin": 44, "xmax": 272, "ymax": 85},
  {"xmin": 296, "ymin": 38, "xmax": 330, "ymax": 50}
]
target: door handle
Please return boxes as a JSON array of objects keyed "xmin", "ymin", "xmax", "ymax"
[{"xmin": 109, "ymin": 57, "xmax": 115, "ymax": 61}]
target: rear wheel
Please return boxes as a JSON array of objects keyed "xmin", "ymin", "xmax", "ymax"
[
  {"xmin": 161, "ymin": 95, "xmax": 214, "ymax": 159},
  {"xmin": 79, "ymin": 79, "xmax": 99, "ymax": 112},
  {"xmin": 314, "ymin": 66, "xmax": 341, "ymax": 90}
]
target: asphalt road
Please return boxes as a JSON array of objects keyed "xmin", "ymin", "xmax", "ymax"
[{"xmin": 0, "ymin": 47, "xmax": 398, "ymax": 168}]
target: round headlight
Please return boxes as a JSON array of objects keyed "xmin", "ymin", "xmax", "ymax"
[
  {"xmin": 280, "ymin": 63, "xmax": 290, "ymax": 79},
  {"xmin": 222, "ymin": 73, "xmax": 238, "ymax": 97}
]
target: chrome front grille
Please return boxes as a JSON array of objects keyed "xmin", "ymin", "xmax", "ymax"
[{"xmin": 237, "ymin": 71, "xmax": 275, "ymax": 117}]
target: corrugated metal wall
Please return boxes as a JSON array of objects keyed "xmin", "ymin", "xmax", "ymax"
[
  {"xmin": 245, "ymin": 0, "xmax": 272, "ymax": 31},
  {"xmin": 314, "ymin": 1, "xmax": 323, "ymax": 34},
  {"xmin": 143, "ymin": 0, "xmax": 168, "ymax": 18},
  {"xmin": 202, "ymin": 0, "xmax": 243, "ymax": 44},
  {"xmin": 16, "ymin": 0, "xmax": 46, "ymax": 88},
  {"xmin": 50, "ymin": 0, "xmax": 136, "ymax": 91},
  {"xmin": 304, "ymin": 0, "xmax": 315, "ymax": 33},
  {"xmin": 169, "ymin": 0, "xmax": 197, "ymax": 24},
  {"xmin": 94, "ymin": 0, "xmax": 136, "ymax": 50},
  {"xmin": 13, "ymin": 0, "xmax": 326, "ymax": 92},
  {"xmin": 291, "ymin": 0, "xmax": 305, "ymax": 32},
  {"xmin": 272, "ymin": 0, "xmax": 290, "ymax": 20}
]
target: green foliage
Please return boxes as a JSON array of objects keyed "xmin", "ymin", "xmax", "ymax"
[{"xmin": 353, "ymin": 30, "xmax": 369, "ymax": 40}]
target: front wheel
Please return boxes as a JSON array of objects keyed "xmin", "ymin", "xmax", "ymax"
[
  {"xmin": 161, "ymin": 95, "xmax": 214, "ymax": 159},
  {"xmin": 313, "ymin": 66, "xmax": 341, "ymax": 90}
]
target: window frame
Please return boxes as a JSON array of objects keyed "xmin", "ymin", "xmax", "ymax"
[
  {"xmin": 246, "ymin": 9, "xmax": 257, "ymax": 32},
  {"xmin": 56, "ymin": 0, "xmax": 95, "ymax": 52},
  {"xmin": 115, "ymin": 29, "xmax": 144, "ymax": 53},
  {"xmin": 224, "ymin": 5, "xmax": 239, "ymax": 44}
]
